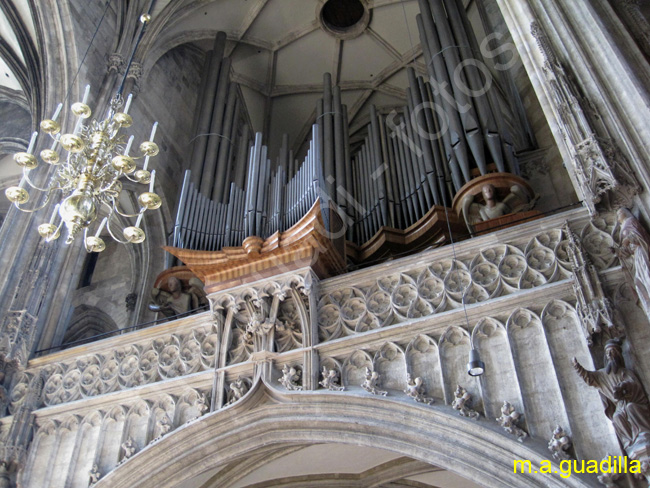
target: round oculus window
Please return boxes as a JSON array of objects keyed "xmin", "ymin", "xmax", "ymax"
[{"xmin": 318, "ymin": 0, "xmax": 370, "ymax": 39}]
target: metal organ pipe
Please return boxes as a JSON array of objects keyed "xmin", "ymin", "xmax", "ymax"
[
  {"xmin": 189, "ymin": 31, "xmax": 227, "ymax": 187},
  {"xmin": 416, "ymin": 6, "xmax": 471, "ymax": 183},
  {"xmin": 213, "ymin": 84, "xmax": 239, "ymax": 202}
]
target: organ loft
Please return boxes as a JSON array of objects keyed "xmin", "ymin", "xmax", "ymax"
[{"xmin": 0, "ymin": 0, "xmax": 650, "ymax": 487}]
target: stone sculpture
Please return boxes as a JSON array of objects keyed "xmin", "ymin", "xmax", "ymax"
[
  {"xmin": 597, "ymin": 456, "xmax": 622, "ymax": 488},
  {"xmin": 573, "ymin": 339, "xmax": 650, "ymax": 483},
  {"xmin": 319, "ymin": 367, "xmax": 345, "ymax": 391},
  {"xmin": 150, "ymin": 276, "xmax": 207, "ymax": 318},
  {"xmin": 451, "ymin": 385, "xmax": 480, "ymax": 420},
  {"xmin": 193, "ymin": 393, "xmax": 209, "ymax": 420},
  {"xmin": 404, "ymin": 374, "xmax": 433, "ymax": 404},
  {"xmin": 88, "ymin": 464, "xmax": 101, "ymax": 486},
  {"xmin": 279, "ymin": 364, "xmax": 302, "ymax": 391},
  {"xmin": 227, "ymin": 378, "xmax": 249, "ymax": 404},
  {"xmin": 119, "ymin": 437, "xmax": 136, "ymax": 463},
  {"xmin": 361, "ymin": 367, "xmax": 387, "ymax": 396},
  {"xmin": 616, "ymin": 208, "xmax": 650, "ymax": 319},
  {"xmin": 461, "ymin": 183, "xmax": 537, "ymax": 231},
  {"xmin": 548, "ymin": 425, "xmax": 572, "ymax": 460},
  {"xmin": 152, "ymin": 415, "xmax": 171, "ymax": 442},
  {"xmin": 496, "ymin": 401, "xmax": 528, "ymax": 442}
]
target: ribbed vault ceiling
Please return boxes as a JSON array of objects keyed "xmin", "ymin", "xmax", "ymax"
[{"xmin": 150, "ymin": 0, "xmax": 443, "ymax": 156}]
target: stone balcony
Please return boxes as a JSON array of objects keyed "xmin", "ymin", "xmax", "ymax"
[{"xmin": 4, "ymin": 207, "xmax": 639, "ymax": 488}]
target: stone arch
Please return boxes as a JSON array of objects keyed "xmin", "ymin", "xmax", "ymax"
[
  {"xmin": 62, "ymin": 305, "xmax": 118, "ymax": 345},
  {"xmin": 97, "ymin": 380, "xmax": 594, "ymax": 488}
]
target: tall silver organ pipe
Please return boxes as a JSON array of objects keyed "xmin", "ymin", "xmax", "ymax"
[
  {"xmin": 171, "ymin": 0, "xmax": 531, "ymax": 257},
  {"xmin": 171, "ymin": 126, "xmax": 323, "ymax": 251}
]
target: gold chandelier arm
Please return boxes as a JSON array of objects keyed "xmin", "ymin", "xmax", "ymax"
[
  {"xmin": 105, "ymin": 214, "xmax": 134, "ymax": 244},
  {"xmin": 112, "ymin": 200, "xmax": 145, "ymax": 218},
  {"xmin": 14, "ymin": 192, "xmax": 55, "ymax": 213},
  {"xmin": 123, "ymin": 174, "xmax": 141, "ymax": 183},
  {"xmin": 23, "ymin": 170, "xmax": 56, "ymax": 193}
]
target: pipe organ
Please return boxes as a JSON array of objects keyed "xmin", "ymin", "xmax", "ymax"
[{"xmin": 169, "ymin": 0, "xmax": 536, "ymax": 278}]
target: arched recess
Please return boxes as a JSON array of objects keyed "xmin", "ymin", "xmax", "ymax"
[
  {"xmin": 96, "ymin": 380, "xmax": 595, "ymax": 488},
  {"xmin": 62, "ymin": 305, "xmax": 118, "ymax": 344}
]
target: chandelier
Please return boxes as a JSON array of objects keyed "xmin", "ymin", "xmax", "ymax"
[{"xmin": 4, "ymin": 9, "xmax": 161, "ymax": 253}]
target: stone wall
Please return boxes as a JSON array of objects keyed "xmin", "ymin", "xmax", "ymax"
[{"xmin": 8, "ymin": 208, "xmax": 648, "ymax": 487}]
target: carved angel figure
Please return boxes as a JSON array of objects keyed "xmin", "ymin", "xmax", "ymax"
[
  {"xmin": 361, "ymin": 367, "xmax": 388, "ymax": 396},
  {"xmin": 461, "ymin": 183, "xmax": 537, "ymax": 232},
  {"xmin": 89, "ymin": 464, "xmax": 101, "ymax": 486},
  {"xmin": 496, "ymin": 401, "xmax": 528, "ymax": 442},
  {"xmin": 404, "ymin": 374, "xmax": 434, "ymax": 404},
  {"xmin": 573, "ymin": 339, "xmax": 650, "ymax": 482},
  {"xmin": 616, "ymin": 208, "xmax": 650, "ymax": 319},
  {"xmin": 149, "ymin": 276, "xmax": 208, "ymax": 318},
  {"xmin": 548, "ymin": 425, "xmax": 572, "ymax": 461},
  {"xmin": 227, "ymin": 378, "xmax": 249, "ymax": 405},
  {"xmin": 451, "ymin": 385, "xmax": 480, "ymax": 419},
  {"xmin": 319, "ymin": 367, "xmax": 345, "ymax": 391},
  {"xmin": 279, "ymin": 364, "xmax": 302, "ymax": 391}
]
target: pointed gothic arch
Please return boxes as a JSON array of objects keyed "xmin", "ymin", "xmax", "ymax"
[{"xmin": 97, "ymin": 379, "xmax": 595, "ymax": 488}]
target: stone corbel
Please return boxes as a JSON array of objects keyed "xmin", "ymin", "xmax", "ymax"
[
  {"xmin": 126, "ymin": 62, "xmax": 143, "ymax": 96},
  {"xmin": 107, "ymin": 53, "xmax": 124, "ymax": 74}
]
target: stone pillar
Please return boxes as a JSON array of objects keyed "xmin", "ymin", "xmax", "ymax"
[{"xmin": 496, "ymin": 0, "xmax": 649, "ymax": 212}]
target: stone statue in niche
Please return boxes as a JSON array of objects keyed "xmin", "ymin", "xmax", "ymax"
[
  {"xmin": 88, "ymin": 464, "xmax": 101, "ymax": 486},
  {"xmin": 548, "ymin": 425, "xmax": 572, "ymax": 461},
  {"xmin": 152, "ymin": 415, "xmax": 172, "ymax": 442},
  {"xmin": 452, "ymin": 385, "xmax": 480, "ymax": 420},
  {"xmin": 279, "ymin": 364, "xmax": 302, "ymax": 391},
  {"xmin": 361, "ymin": 367, "xmax": 388, "ymax": 396},
  {"xmin": 226, "ymin": 377, "xmax": 249, "ymax": 405},
  {"xmin": 615, "ymin": 208, "xmax": 650, "ymax": 319},
  {"xmin": 150, "ymin": 276, "xmax": 208, "ymax": 318},
  {"xmin": 189, "ymin": 393, "xmax": 209, "ymax": 421},
  {"xmin": 119, "ymin": 437, "xmax": 136, "ymax": 464},
  {"xmin": 496, "ymin": 401, "xmax": 528, "ymax": 442},
  {"xmin": 404, "ymin": 374, "xmax": 434, "ymax": 405},
  {"xmin": 573, "ymin": 339, "xmax": 650, "ymax": 483},
  {"xmin": 319, "ymin": 367, "xmax": 345, "ymax": 391},
  {"xmin": 461, "ymin": 183, "xmax": 537, "ymax": 231}
]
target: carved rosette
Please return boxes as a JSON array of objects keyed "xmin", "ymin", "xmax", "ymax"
[{"xmin": 319, "ymin": 230, "xmax": 575, "ymax": 341}]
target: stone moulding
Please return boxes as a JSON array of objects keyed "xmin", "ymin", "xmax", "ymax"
[{"xmin": 165, "ymin": 200, "xmax": 346, "ymax": 293}]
